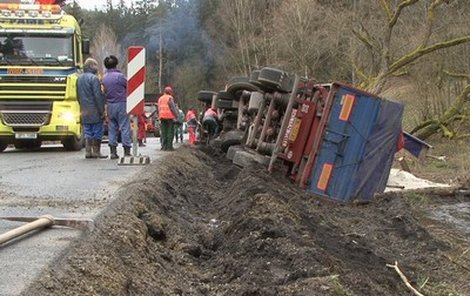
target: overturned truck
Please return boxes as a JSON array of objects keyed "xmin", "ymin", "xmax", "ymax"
[{"xmin": 198, "ymin": 67, "xmax": 404, "ymax": 203}]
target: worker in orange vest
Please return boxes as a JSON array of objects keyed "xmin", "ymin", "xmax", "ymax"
[
  {"xmin": 157, "ymin": 86, "xmax": 179, "ymax": 151},
  {"xmin": 185, "ymin": 107, "xmax": 198, "ymax": 145}
]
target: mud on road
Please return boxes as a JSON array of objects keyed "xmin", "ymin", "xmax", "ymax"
[{"xmin": 24, "ymin": 147, "xmax": 469, "ymax": 296}]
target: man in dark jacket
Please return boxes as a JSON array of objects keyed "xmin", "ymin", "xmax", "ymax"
[
  {"xmin": 77, "ymin": 58, "xmax": 107, "ymax": 159},
  {"xmin": 102, "ymin": 55, "xmax": 132, "ymax": 159}
]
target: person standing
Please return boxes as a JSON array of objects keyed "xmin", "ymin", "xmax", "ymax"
[
  {"xmin": 137, "ymin": 113, "xmax": 146, "ymax": 147},
  {"xmin": 174, "ymin": 104, "xmax": 185, "ymax": 143},
  {"xmin": 76, "ymin": 58, "xmax": 107, "ymax": 159},
  {"xmin": 185, "ymin": 107, "xmax": 198, "ymax": 145},
  {"xmin": 102, "ymin": 55, "xmax": 132, "ymax": 159},
  {"xmin": 157, "ymin": 86, "xmax": 179, "ymax": 151}
]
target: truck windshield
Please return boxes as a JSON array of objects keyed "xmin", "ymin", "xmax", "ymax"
[{"xmin": 0, "ymin": 34, "xmax": 73, "ymax": 67}]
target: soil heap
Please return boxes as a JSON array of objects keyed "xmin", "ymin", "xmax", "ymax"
[{"xmin": 24, "ymin": 147, "xmax": 469, "ymax": 296}]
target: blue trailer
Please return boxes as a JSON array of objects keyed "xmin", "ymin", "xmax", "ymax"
[{"xmin": 307, "ymin": 83, "xmax": 404, "ymax": 202}]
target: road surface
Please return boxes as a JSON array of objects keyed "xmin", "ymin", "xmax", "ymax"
[{"xmin": 0, "ymin": 137, "xmax": 180, "ymax": 296}]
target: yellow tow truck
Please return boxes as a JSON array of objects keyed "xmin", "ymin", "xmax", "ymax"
[{"xmin": 0, "ymin": 1, "xmax": 89, "ymax": 152}]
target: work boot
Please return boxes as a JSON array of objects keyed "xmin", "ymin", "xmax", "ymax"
[
  {"xmin": 85, "ymin": 139, "xmax": 93, "ymax": 159},
  {"xmin": 138, "ymin": 139, "xmax": 146, "ymax": 147},
  {"xmin": 109, "ymin": 145, "xmax": 119, "ymax": 159},
  {"xmin": 123, "ymin": 146, "xmax": 131, "ymax": 156},
  {"xmin": 92, "ymin": 140, "xmax": 108, "ymax": 159}
]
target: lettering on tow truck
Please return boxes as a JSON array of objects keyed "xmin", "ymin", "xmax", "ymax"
[
  {"xmin": 7, "ymin": 68, "xmax": 44, "ymax": 75},
  {"xmin": 0, "ymin": 19, "xmax": 46, "ymax": 25}
]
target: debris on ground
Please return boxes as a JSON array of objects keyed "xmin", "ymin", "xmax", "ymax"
[
  {"xmin": 386, "ymin": 168, "xmax": 450, "ymax": 191},
  {"xmin": 24, "ymin": 147, "xmax": 469, "ymax": 296}
]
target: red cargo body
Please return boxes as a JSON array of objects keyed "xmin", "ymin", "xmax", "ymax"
[{"xmin": 275, "ymin": 84, "xmax": 333, "ymax": 187}]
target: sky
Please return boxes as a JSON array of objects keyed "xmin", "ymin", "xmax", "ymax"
[{"xmin": 74, "ymin": 0, "xmax": 133, "ymax": 11}]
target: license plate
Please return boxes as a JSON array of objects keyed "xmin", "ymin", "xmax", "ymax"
[{"xmin": 15, "ymin": 132, "xmax": 37, "ymax": 139}]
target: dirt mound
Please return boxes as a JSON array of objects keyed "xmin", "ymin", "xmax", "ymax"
[{"xmin": 24, "ymin": 147, "xmax": 469, "ymax": 296}]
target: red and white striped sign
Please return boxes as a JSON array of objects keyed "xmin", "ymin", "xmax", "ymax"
[{"xmin": 127, "ymin": 46, "xmax": 146, "ymax": 115}]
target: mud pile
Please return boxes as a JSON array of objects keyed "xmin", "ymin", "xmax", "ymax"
[{"xmin": 24, "ymin": 147, "xmax": 469, "ymax": 296}]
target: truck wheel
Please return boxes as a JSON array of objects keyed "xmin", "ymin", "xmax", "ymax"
[
  {"xmin": 226, "ymin": 77, "xmax": 259, "ymax": 97},
  {"xmin": 197, "ymin": 90, "xmax": 216, "ymax": 103},
  {"xmin": 0, "ymin": 141, "xmax": 7, "ymax": 152},
  {"xmin": 249, "ymin": 70, "xmax": 264, "ymax": 88},
  {"xmin": 233, "ymin": 150, "xmax": 270, "ymax": 168},
  {"xmin": 217, "ymin": 98, "xmax": 237, "ymax": 110},
  {"xmin": 62, "ymin": 135, "xmax": 84, "ymax": 151},
  {"xmin": 258, "ymin": 67, "xmax": 292, "ymax": 93},
  {"xmin": 220, "ymin": 130, "xmax": 244, "ymax": 152}
]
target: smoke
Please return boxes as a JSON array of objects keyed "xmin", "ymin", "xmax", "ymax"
[{"xmin": 120, "ymin": 0, "xmax": 219, "ymax": 87}]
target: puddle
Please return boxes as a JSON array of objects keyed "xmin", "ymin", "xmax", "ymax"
[{"xmin": 430, "ymin": 202, "xmax": 470, "ymax": 238}]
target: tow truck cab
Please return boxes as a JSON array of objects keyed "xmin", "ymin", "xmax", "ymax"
[{"xmin": 0, "ymin": 2, "xmax": 89, "ymax": 152}]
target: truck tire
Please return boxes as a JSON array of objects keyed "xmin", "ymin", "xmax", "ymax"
[
  {"xmin": 62, "ymin": 135, "xmax": 84, "ymax": 151},
  {"xmin": 226, "ymin": 145, "xmax": 244, "ymax": 160},
  {"xmin": 217, "ymin": 98, "xmax": 237, "ymax": 110},
  {"xmin": 220, "ymin": 130, "xmax": 244, "ymax": 152},
  {"xmin": 0, "ymin": 141, "xmax": 7, "ymax": 152},
  {"xmin": 197, "ymin": 90, "xmax": 216, "ymax": 103},
  {"xmin": 249, "ymin": 70, "xmax": 264, "ymax": 88},
  {"xmin": 216, "ymin": 91, "xmax": 234, "ymax": 101},
  {"xmin": 226, "ymin": 77, "xmax": 259, "ymax": 97},
  {"xmin": 258, "ymin": 67, "xmax": 292, "ymax": 93}
]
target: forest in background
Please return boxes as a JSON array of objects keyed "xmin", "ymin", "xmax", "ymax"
[{"xmin": 65, "ymin": 0, "xmax": 470, "ymax": 139}]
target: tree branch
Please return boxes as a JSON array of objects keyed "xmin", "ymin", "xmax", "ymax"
[
  {"xmin": 386, "ymin": 261, "xmax": 424, "ymax": 296},
  {"xmin": 389, "ymin": 0, "xmax": 419, "ymax": 29},
  {"xmin": 379, "ymin": 0, "xmax": 393, "ymax": 21},
  {"xmin": 351, "ymin": 25, "xmax": 380, "ymax": 53},
  {"xmin": 444, "ymin": 71, "xmax": 470, "ymax": 81},
  {"xmin": 421, "ymin": 0, "xmax": 445, "ymax": 46},
  {"xmin": 410, "ymin": 119, "xmax": 440, "ymax": 134},
  {"xmin": 389, "ymin": 35, "xmax": 470, "ymax": 73}
]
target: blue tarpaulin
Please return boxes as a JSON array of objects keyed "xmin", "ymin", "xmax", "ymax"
[
  {"xmin": 307, "ymin": 83, "xmax": 404, "ymax": 202},
  {"xmin": 403, "ymin": 131, "xmax": 432, "ymax": 158}
]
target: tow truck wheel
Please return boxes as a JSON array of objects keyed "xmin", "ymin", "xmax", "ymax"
[
  {"xmin": 0, "ymin": 141, "xmax": 7, "ymax": 152},
  {"xmin": 62, "ymin": 135, "xmax": 84, "ymax": 151}
]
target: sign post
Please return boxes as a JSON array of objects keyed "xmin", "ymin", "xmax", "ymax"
[{"xmin": 119, "ymin": 46, "xmax": 149, "ymax": 165}]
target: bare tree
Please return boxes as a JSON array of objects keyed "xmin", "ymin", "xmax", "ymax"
[
  {"xmin": 90, "ymin": 24, "xmax": 121, "ymax": 75},
  {"xmin": 352, "ymin": 0, "xmax": 470, "ymax": 93},
  {"xmin": 271, "ymin": 0, "xmax": 351, "ymax": 80},
  {"xmin": 350, "ymin": 0, "xmax": 470, "ymax": 139},
  {"xmin": 217, "ymin": 0, "xmax": 281, "ymax": 76}
]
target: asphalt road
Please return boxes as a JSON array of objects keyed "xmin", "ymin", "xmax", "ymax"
[{"xmin": 0, "ymin": 136, "xmax": 178, "ymax": 296}]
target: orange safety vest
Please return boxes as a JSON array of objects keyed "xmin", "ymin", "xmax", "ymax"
[{"xmin": 158, "ymin": 94, "xmax": 176, "ymax": 120}]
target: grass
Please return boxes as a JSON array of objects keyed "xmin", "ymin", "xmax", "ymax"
[
  {"xmin": 422, "ymin": 282, "xmax": 462, "ymax": 296},
  {"xmin": 401, "ymin": 138, "xmax": 470, "ymax": 185},
  {"xmin": 403, "ymin": 192, "xmax": 429, "ymax": 207},
  {"xmin": 328, "ymin": 275, "xmax": 358, "ymax": 296}
]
